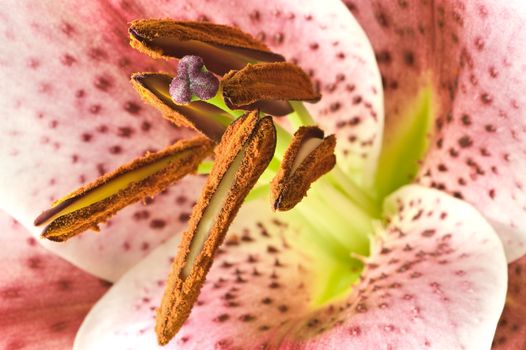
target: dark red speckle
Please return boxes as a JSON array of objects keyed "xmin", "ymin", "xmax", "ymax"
[
  {"xmin": 94, "ymin": 75, "xmax": 113, "ymax": 92},
  {"xmin": 124, "ymin": 101, "xmax": 142, "ymax": 115},
  {"xmin": 150, "ymin": 219, "xmax": 166, "ymax": 229},
  {"xmin": 61, "ymin": 22, "xmax": 75, "ymax": 36},
  {"xmin": 60, "ymin": 54, "xmax": 76, "ymax": 66}
]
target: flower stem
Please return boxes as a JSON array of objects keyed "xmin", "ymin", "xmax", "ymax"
[
  {"xmin": 327, "ymin": 167, "xmax": 379, "ymax": 217},
  {"xmin": 289, "ymin": 100, "xmax": 316, "ymax": 127}
]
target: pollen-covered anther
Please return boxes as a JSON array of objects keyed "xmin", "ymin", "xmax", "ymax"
[
  {"xmin": 169, "ymin": 55, "xmax": 219, "ymax": 104},
  {"xmin": 128, "ymin": 19, "xmax": 284, "ymax": 75},
  {"xmin": 34, "ymin": 137, "xmax": 214, "ymax": 242},
  {"xmin": 271, "ymin": 126, "xmax": 336, "ymax": 211},
  {"xmin": 156, "ymin": 110, "xmax": 276, "ymax": 346},
  {"xmin": 222, "ymin": 62, "xmax": 321, "ymax": 116},
  {"xmin": 131, "ymin": 73, "xmax": 228, "ymax": 142}
]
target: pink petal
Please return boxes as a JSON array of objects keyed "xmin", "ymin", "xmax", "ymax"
[
  {"xmin": 0, "ymin": 210, "xmax": 109, "ymax": 350},
  {"xmin": 347, "ymin": 1, "xmax": 526, "ymax": 261},
  {"xmin": 492, "ymin": 254, "xmax": 526, "ymax": 349},
  {"xmin": 75, "ymin": 186, "xmax": 506, "ymax": 349}
]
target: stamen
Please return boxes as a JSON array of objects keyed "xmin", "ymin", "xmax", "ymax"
[
  {"xmin": 222, "ymin": 62, "xmax": 321, "ymax": 116},
  {"xmin": 129, "ymin": 19, "xmax": 284, "ymax": 75},
  {"xmin": 34, "ymin": 137, "xmax": 214, "ymax": 242},
  {"xmin": 271, "ymin": 126, "xmax": 336, "ymax": 211},
  {"xmin": 131, "ymin": 73, "xmax": 229, "ymax": 142},
  {"xmin": 156, "ymin": 111, "xmax": 276, "ymax": 345},
  {"xmin": 169, "ymin": 55, "xmax": 219, "ymax": 104}
]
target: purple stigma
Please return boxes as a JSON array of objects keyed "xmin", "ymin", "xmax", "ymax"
[{"xmin": 169, "ymin": 55, "xmax": 220, "ymax": 104}]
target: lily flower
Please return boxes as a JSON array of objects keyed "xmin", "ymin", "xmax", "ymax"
[{"xmin": 0, "ymin": 0, "xmax": 525, "ymax": 349}]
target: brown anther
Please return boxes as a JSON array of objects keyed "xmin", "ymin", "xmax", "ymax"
[
  {"xmin": 271, "ymin": 126, "xmax": 336, "ymax": 211},
  {"xmin": 222, "ymin": 62, "xmax": 321, "ymax": 116},
  {"xmin": 129, "ymin": 19, "xmax": 284, "ymax": 75},
  {"xmin": 35, "ymin": 137, "xmax": 214, "ymax": 242},
  {"xmin": 131, "ymin": 73, "xmax": 228, "ymax": 142},
  {"xmin": 156, "ymin": 110, "xmax": 276, "ymax": 345}
]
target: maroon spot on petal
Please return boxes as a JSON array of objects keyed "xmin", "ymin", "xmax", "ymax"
[
  {"xmin": 88, "ymin": 47, "xmax": 108, "ymax": 61},
  {"xmin": 278, "ymin": 305, "xmax": 289, "ymax": 313},
  {"xmin": 239, "ymin": 314, "xmax": 256, "ymax": 322},
  {"xmin": 352, "ymin": 96, "xmax": 362, "ymax": 105},
  {"xmin": 349, "ymin": 326, "xmax": 362, "ymax": 336},
  {"xmin": 489, "ymin": 189, "xmax": 496, "ymax": 199},
  {"xmin": 376, "ymin": 50, "xmax": 392, "ymax": 64},
  {"xmin": 421, "ymin": 229, "xmax": 436, "ymax": 237},
  {"xmin": 133, "ymin": 210, "xmax": 150, "ymax": 220},
  {"xmin": 474, "ymin": 37, "xmax": 485, "ymax": 50},
  {"xmin": 97, "ymin": 125, "xmax": 109, "ymax": 133},
  {"xmin": 384, "ymin": 324, "xmax": 396, "ymax": 332},
  {"xmin": 179, "ymin": 212, "xmax": 190, "ymax": 222},
  {"xmin": 60, "ymin": 22, "xmax": 75, "ymax": 36},
  {"xmin": 49, "ymin": 120, "xmax": 58, "ymax": 129},
  {"xmin": 480, "ymin": 92, "xmax": 493, "ymax": 105},
  {"xmin": 141, "ymin": 121, "xmax": 152, "ymax": 132},
  {"xmin": 109, "ymin": 145, "xmax": 122, "ymax": 154},
  {"xmin": 269, "ymin": 281, "xmax": 280, "ymax": 289},
  {"xmin": 27, "ymin": 57, "xmax": 40, "ymax": 69},
  {"xmin": 75, "ymin": 89, "xmax": 85, "ymax": 98},
  {"xmin": 60, "ymin": 53, "xmax": 76, "ymax": 66},
  {"xmin": 38, "ymin": 82, "xmax": 53, "ymax": 94},
  {"xmin": 356, "ymin": 303, "xmax": 368, "ymax": 313},
  {"xmin": 403, "ymin": 51, "xmax": 415, "ymax": 66},
  {"xmin": 485, "ymin": 124, "xmax": 497, "ymax": 132},
  {"xmin": 27, "ymin": 256, "xmax": 43, "ymax": 269},
  {"xmin": 375, "ymin": 11, "xmax": 389, "ymax": 27},
  {"xmin": 215, "ymin": 338, "xmax": 233, "ymax": 349},
  {"xmin": 124, "ymin": 101, "xmax": 142, "ymax": 115},
  {"xmin": 89, "ymin": 104, "xmax": 102, "ymax": 114},
  {"xmin": 214, "ymin": 313, "xmax": 230, "ymax": 323},
  {"xmin": 458, "ymin": 135, "xmax": 473, "ymax": 148},
  {"xmin": 267, "ymin": 245, "xmax": 279, "ymax": 254},
  {"xmin": 273, "ymin": 32, "xmax": 284, "ymax": 45},
  {"xmin": 117, "ymin": 126, "xmax": 134, "ymax": 138},
  {"xmin": 249, "ymin": 10, "xmax": 261, "ymax": 21},
  {"xmin": 460, "ymin": 114, "xmax": 471, "ymax": 126},
  {"xmin": 50, "ymin": 321, "xmax": 69, "ymax": 332},
  {"xmin": 307, "ymin": 318, "xmax": 320, "ymax": 327},
  {"xmin": 261, "ymin": 297, "xmax": 273, "ymax": 305},
  {"xmin": 180, "ymin": 335, "xmax": 190, "ymax": 343},
  {"xmin": 94, "ymin": 75, "xmax": 113, "ymax": 92},
  {"xmin": 150, "ymin": 219, "xmax": 166, "ymax": 229},
  {"xmin": 330, "ymin": 102, "xmax": 341, "ymax": 112},
  {"xmin": 56, "ymin": 278, "xmax": 72, "ymax": 291},
  {"xmin": 175, "ymin": 195, "xmax": 187, "ymax": 204},
  {"xmin": 489, "ymin": 66, "xmax": 499, "ymax": 78},
  {"xmin": 27, "ymin": 237, "xmax": 37, "ymax": 246},
  {"xmin": 96, "ymin": 163, "xmax": 106, "ymax": 176}
]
